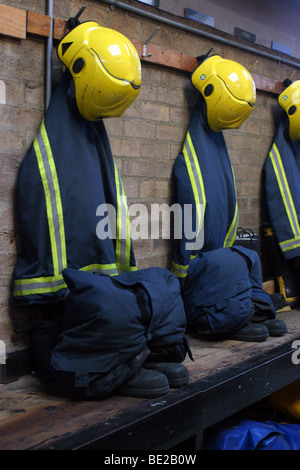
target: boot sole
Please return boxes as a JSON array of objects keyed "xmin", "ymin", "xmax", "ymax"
[
  {"xmin": 169, "ymin": 377, "xmax": 190, "ymax": 388},
  {"xmin": 117, "ymin": 385, "xmax": 170, "ymax": 398},
  {"xmin": 230, "ymin": 332, "xmax": 269, "ymax": 342}
]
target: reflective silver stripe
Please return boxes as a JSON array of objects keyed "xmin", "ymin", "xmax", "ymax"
[
  {"xmin": 280, "ymin": 237, "xmax": 300, "ymax": 251},
  {"xmin": 118, "ymin": 172, "xmax": 129, "ymax": 267},
  {"xmin": 13, "ymin": 264, "xmax": 122, "ymax": 296},
  {"xmin": 184, "ymin": 136, "xmax": 204, "ymax": 206},
  {"xmin": 14, "ymin": 278, "xmax": 66, "ymax": 295},
  {"xmin": 171, "ymin": 261, "xmax": 188, "ymax": 278},
  {"xmin": 183, "ymin": 132, "xmax": 206, "ymax": 250},
  {"xmin": 114, "ymin": 164, "xmax": 132, "ymax": 270},
  {"xmin": 36, "ymin": 129, "xmax": 65, "ymax": 274},
  {"xmin": 224, "ymin": 202, "xmax": 239, "ymax": 248},
  {"xmin": 270, "ymin": 143, "xmax": 300, "ymax": 240},
  {"xmin": 82, "ymin": 265, "xmax": 119, "ymax": 276}
]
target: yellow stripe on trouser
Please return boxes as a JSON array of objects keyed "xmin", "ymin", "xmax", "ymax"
[{"xmin": 269, "ymin": 142, "xmax": 300, "ymax": 253}]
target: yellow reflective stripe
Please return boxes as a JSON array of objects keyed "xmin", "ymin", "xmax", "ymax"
[
  {"xmin": 277, "ymin": 275, "xmax": 300, "ymax": 303},
  {"xmin": 183, "ymin": 132, "xmax": 206, "ymax": 242},
  {"xmin": 114, "ymin": 163, "xmax": 132, "ymax": 269},
  {"xmin": 224, "ymin": 201, "xmax": 239, "ymax": 248},
  {"xmin": 224, "ymin": 165, "xmax": 239, "ymax": 248},
  {"xmin": 270, "ymin": 143, "xmax": 300, "ymax": 239},
  {"xmin": 114, "ymin": 163, "xmax": 122, "ymax": 267},
  {"xmin": 14, "ymin": 275, "xmax": 66, "ymax": 296},
  {"xmin": 279, "ymin": 236, "xmax": 300, "ymax": 252},
  {"xmin": 120, "ymin": 177, "xmax": 132, "ymax": 268},
  {"xmin": 117, "ymin": 265, "xmax": 138, "ymax": 274},
  {"xmin": 171, "ymin": 260, "xmax": 189, "ymax": 278},
  {"xmin": 41, "ymin": 122, "xmax": 67, "ymax": 271},
  {"xmin": 34, "ymin": 120, "xmax": 67, "ymax": 276},
  {"xmin": 81, "ymin": 263, "xmax": 119, "ymax": 275},
  {"xmin": 13, "ymin": 263, "xmax": 136, "ymax": 296},
  {"xmin": 34, "ymin": 135, "xmax": 59, "ymax": 275}
]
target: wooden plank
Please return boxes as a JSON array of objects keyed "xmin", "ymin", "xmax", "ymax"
[
  {"xmin": 27, "ymin": 12, "xmax": 67, "ymax": 40},
  {"xmin": 181, "ymin": 52, "xmax": 198, "ymax": 72},
  {"xmin": 0, "ymin": 4, "xmax": 26, "ymax": 39},
  {"xmin": 27, "ymin": 11, "xmax": 50, "ymax": 38},
  {"xmin": 252, "ymin": 72, "xmax": 284, "ymax": 95},
  {"xmin": 53, "ymin": 18, "xmax": 67, "ymax": 40},
  {"xmin": 262, "ymin": 279, "xmax": 275, "ymax": 294}
]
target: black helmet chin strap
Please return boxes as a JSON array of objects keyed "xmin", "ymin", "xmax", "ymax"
[
  {"xmin": 196, "ymin": 47, "xmax": 214, "ymax": 66},
  {"xmin": 282, "ymin": 78, "xmax": 293, "ymax": 90},
  {"xmin": 66, "ymin": 5, "xmax": 87, "ymax": 31}
]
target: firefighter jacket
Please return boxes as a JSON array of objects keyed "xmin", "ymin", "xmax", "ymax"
[
  {"xmin": 51, "ymin": 266, "xmax": 189, "ymax": 399},
  {"xmin": 171, "ymin": 96, "xmax": 238, "ymax": 282},
  {"xmin": 13, "ymin": 72, "xmax": 136, "ymax": 306},
  {"xmin": 264, "ymin": 112, "xmax": 300, "ymax": 260}
]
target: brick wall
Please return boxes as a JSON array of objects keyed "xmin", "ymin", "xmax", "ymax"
[{"xmin": 0, "ymin": 0, "xmax": 299, "ymax": 351}]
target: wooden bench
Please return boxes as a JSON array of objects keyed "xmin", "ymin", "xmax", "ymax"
[{"xmin": 0, "ymin": 309, "xmax": 299, "ymax": 450}]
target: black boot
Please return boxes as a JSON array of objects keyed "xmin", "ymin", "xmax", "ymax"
[
  {"xmin": 117, "ymin": 367, "xmax": 170, "ymax": 398},
  {"xmin": 269, "ymin": 293, "xmax": 286, "ymax": 312},
  {"xmin": 230, "ymin": 323, "xmax": 269, "ymax": 342},
  {"xmin": 256, "ymin": 318, "xmax": 287, "ymax": 336},
  {"xmin": 147, "ymin": 337, "xmax": 193, "ymax": 364},
  {"xmin": 250, "ymin": 301, "xmax": 288, "ymax": 337},
  {"xmin": 143, "ymin": 362, "xmax": 190, "ymax": 388}
]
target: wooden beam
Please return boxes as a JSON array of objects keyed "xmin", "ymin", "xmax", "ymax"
[
  {"xmin": 53, "ymin": 18, "xmax": 67, "ymax": 41},
  {"xmin": 27, "ymin": 11, "xmax": 51, "ymax": 38},
  {"xmin": 0, "ymin": 4, "xmax": 26, "ymax": 39},
  {"xmin": 132, "ymin": 39, "xmax": 284, "ymax": 93},
  {"xmin": 26, "ymin": 11, "xmax": 67, "ymax": 40},
  {"xmin": 252, "ymin": 72, "xmax": 283, "ymax": 95}
]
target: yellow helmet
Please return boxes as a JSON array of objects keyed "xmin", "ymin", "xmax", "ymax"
[
  {"xmin": 278, "ymin": 80, "xmax": 300, "ymax": 141},
  {"xmin": 191, "ymin": 55, "xmax": 256, "ymax": 132},
  {"xmin": 57, "ymin": 21, "xmax": 141, "ymax": 121}
]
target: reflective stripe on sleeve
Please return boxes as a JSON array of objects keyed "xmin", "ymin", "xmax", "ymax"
[
  {"xmin": 171, "ymin": 260, "xmax": 189, "ymax": 278},
  {"xmin": 34, "ymin": 119, "xmax": 67, "ymax": 276},
  {"xmin": 13, "ymin": 263, "xmax": 130, "ymax": 297},
  {"xmin": 183, "ymin": 131, "xmax": 206, "ymax": 249},
  {"xmin": 114, "ymin": 163, "xmax": 133, "ymax": 270},
  {"xmin": 269, "ymin": 142, "xmax": 300, "ymax": 251}
]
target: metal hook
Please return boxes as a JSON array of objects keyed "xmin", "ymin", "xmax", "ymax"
[
  {"xmin": 66, "ymin": 5, "xmax": 87, "ymax": 30},
  {"xmin": 142, "ymin": 27, "xmax": 160, "ymax": 57},
  {"xmin": 249, "ymin": 60, "xmax": 258, "ymax": 72},
  {"xmin": 289, "ymin": 70, "xmax": 296, "ymax": 81}
]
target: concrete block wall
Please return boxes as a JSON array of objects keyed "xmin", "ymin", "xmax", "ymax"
[{"xmin": 0, "ymin": 0, "xmax": 299, "ymax": 351}]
